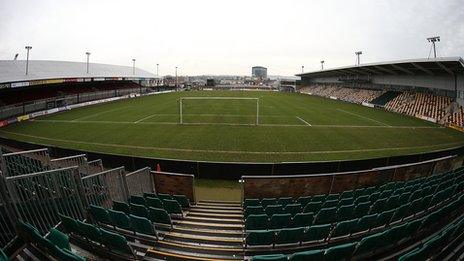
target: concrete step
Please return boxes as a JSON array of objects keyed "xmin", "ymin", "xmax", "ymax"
[
  {"xmin": 171, "ymin": 226, "xmax": 243, "ymax": 238},
  {"xmin": 157, "ymin": 240, "xmax": 244, "ymax": 255},
  {"xmin": 197, "ymin": 201, "xmax": 242, "ymax": 208},
  {"xmin": 189, "ymin": 208, "xmax": 243, "ymax": 215},
  {"xmin": 173, "ymin": 220, "xmax": 243, "ymax": 231},
  {"xmin": 184, "ymin": 216, "xmax": 243, "ymax": 225},
  {"xmin": 187, "ymin": 211, "xmax": 243, "ymax": 219},
  {"xmin": 147, "ymin": 247, "xmax": 242, "ymax": 261},
  {"xmin": 163, "ymin": 232, "xmax": 243, "ymax": 246},
  {"xmin": 191, "ymin": 205, "xmax": 242, "ymax": 211}
]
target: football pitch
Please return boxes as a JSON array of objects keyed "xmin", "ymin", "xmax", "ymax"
[{"xmin": 1, "ymin": 90, "xmax": 463, "ymax": 163}]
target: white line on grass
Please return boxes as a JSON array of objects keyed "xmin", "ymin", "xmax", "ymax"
[
  {"xmin": 134, "ymin": 114, "xmax": 159, "ymax": 123},
  {"xmin": 33, "ymin": 119, "xmax": 444, "ymax": 129},
  {"xmin": 0, "ymin": 130, "xmax": 461, "ymax": 155},
  {"xmin": 336, "ymin": 109, "xmax": 391, "ymax": 127},
  {"xmin": 296, "ymin": 116, "xmax": 312, "ymax": 126}
]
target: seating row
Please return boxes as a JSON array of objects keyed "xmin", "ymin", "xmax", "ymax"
[{"xmin": 131, "ymin": 192, "xmax": 190, "ymax": 208}]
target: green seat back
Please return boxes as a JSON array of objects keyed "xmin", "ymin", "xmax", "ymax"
[
  {"xmin": 304, "ymin": 201, "xmax": 322, "ymax": 214},
  {"xmin": 265, "ymin": 205, "xmax": 284, "ymax": 217},
  {"xmin": 113, "ymin": 201, "xmax": 130, "ymax": 214},
  {"xmin": 284, "ymin": 203, "xmax": 302, "ymax": 216},
  {"xmin": 157, "ymin": 193, "xmax": 173, "ymax": 201},
  {"xmin": 77, "ymin": 221, "xmax": 101, "ymax": 242},
  {"xmin": 354, "ymin": 231, "xmax": 386, "ymax": 256},
  {"xmin": 244, "ymin": 198, "xmax": 260, "ymax": 208},
  {"xmin": 314, "ymin": 207, "xmax": 337, "ymax": 224},
  {"xmin": 245, "ymin": 206, "xmax": 265, "ymax": 218},
  {"xmin": 46, "ymin": 228, "xmax": 70, "ymax": 250},
  {"xmin": 338, "ymin": 197, "xmax": 354, "ymax": 207},
  {"xmin": 370, "ymin": 198, "xmax": 387, "ymax": 214},
  {"xmin": 100, "ymin": 228, "xmax": 133, "ymax": 255},
  {"xmin": 311, "ymin": 194, "xmax": 327, "ymax": 202},
  {"xmin": 296, "ymin": 196, "xmax": 311, "ymax": 207},
  {"xmin": 278, "ymin": 197, "xmax": 293, "ymax": 207},
  {"xmin": 109, "ymin": 209, "xmax": 132, "ymax": 230},
  {"xmin": 88, "ymin": 204, "xmax": 111, "ymax": 224},
  {"xmin": 130, "ymin": 214, "xmax": 156, "ymax": 236},
  {"xmin": 148, "ymin": 207, "xmax": 172, "ymax": 225},
  {"xmin": 324, "ymin": 242, "xmax": 356, "ymax": 260},
  {"xmin": 322, "ymin": 199, "xmax": 338, "ymax": 208},
  {"xmin": 292, "ymin": 212, "xmax": 313, "ymax": 228},
  {"xmin": 162, "ymin": 199, "xmax": 183, "ymax": 215},
  {"xmin": 251, "ymin": 254, "xmax": 287, "ymax": 261},
  {"xmin": 376, "ymin": 209, "xmax": 395, "ymax": 227},
  {"xmin": 146, "ymin": 197, "xmax": 164, "ymax": 209},
  {"xmin": 336, "ymin": 204, "xmax": 355, "ymax": 221},
  {"xmin": 391, "ymin": 203, "xmax": 410, "ymax": 222},
  {"xmin": 173, "ymin": 195, "xmax": 190, "ymax": 208},
  {"xmin": 354, "ymin": 202, "xmax": 370, "ymax": 218},
  {"xmin": 383, "ymin": 223, "xmax": 408, "ymax": 246},
  {"xmin": 354, "ymin": 195, "xmax": 369, "ymax": 205},
  {"xmin": 332, "ymin": 219, "xmax": 357, "ymax": 238},
  {"xmin": 303, "ymin": 224, "xmax": 331, "ymax": 242},
  {"xmin": 354, "ymin": 214, "xmax": 377, "ymax": 233},
  {"xmin": 270, "ymin": 214, "xmax": 292, "ymax": 229},
  {"xmin": 340, "ymin": 191, "xmax": 353, "ymax": 199},
  {"xmin": 59, "ymin": 214, "xmax": 79, "ymax": 234},
  {"xmin": 246, "ymin": 230, "xmax": 275, "ymax": 246},
  {"xmin": 0, "ymin": 249, "xmax": 9, "ymax": 261},
  {"xmin": 289, "ymin": 249, "xmax": 324, "ymax": 261},
  {"xmin": 130, "ymin": 195, "xmax": 146, "ymax": 206},
  {"xmin": 275, "ymin": 227, "xmax": 304, "ymax": 245},
  {"xmin": 246, "ymin": 214, "xmax": 268, "ymax": 230},
  {"xmin": 326, "ymin": 194, "xmax": 339, "ymax": 201},
  {"xmin": 398, "ymin": 247, "xmax": 427, "ymax": 261},
  {"xmin": 261, "ymin": 198, "xmax": 278, "ymax": 208},
  {"xmin": 143, "ymin": 192, "xmax": 158, "ymax": 199},
  {"xmin": 130, "ymin": 203, "xmax": 149, "ymax": 218}
]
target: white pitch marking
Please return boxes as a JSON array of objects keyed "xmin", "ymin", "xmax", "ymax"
[
  {"xmin": 72, "ymin": 107, "xmax": 130, "ymax": 122},
  {"xmin": 337, "ymin": 109, "xmax": 391, "ymax": 127},
  {"xmin": 134, "ymin": 114, "xmax": 159, "ymax": 123},
  {"xmin": 296, "ymin": 116, "xmax": 312, "ymax": 126}
]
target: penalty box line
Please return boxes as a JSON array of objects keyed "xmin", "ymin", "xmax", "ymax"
[{"xmin": 296, "ymin": 116, "xmax": 312, "ymax": 126}]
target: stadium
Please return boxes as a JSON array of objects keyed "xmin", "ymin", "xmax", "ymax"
[{"xmin": 1, "ymin": 1, "xmax": 464, "ymax": 261}]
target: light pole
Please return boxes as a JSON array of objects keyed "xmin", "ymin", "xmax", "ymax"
[
  {"xmin": 85, "ymin": 52, "xmax": 91, "ymax": 74},
  {"xmin": 175, "ymin": 66, "xmax": 178, "ymax": 88},
  {"xmin": 132, "ymin": 59, "xmax": 136, "ymax": 75},
  {"xmin": 355, "ymin": 51, "xmax": 362, "ymax": 66},
  {"xmin": 301, "ymin": 65, "xmax": 304, "ymax": 73},
  {"xmin": 25, "ymin": 46, "xmax": 32, "ymax": 75},
  {"xmin": 156, "ymin": 63, "xmax": 159, "ymax": 76},
  {"xmin": 427, "ymin": 36, "xmax": 440, "ymax": 58},
  {"xmin": 320, "ymin": 60, "xmax": 325, "ymax": 70}
]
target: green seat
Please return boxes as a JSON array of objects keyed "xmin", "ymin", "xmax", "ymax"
[
  {"xmin": 270, "ymin": 214, "xmax": 292, "ymax": 229},
  {"xmin": 336, "ymin": 204, "xmax": 355, "ymax": 221},
  {"xmin": 108, "ymin": 209, "xmax": 132, "ymax": 230},
  {"xmin": 100, "ymin": 228, "xmax": 134, "ymax": 256},
  {"xmin": 284, "ymin": 203, "xmax": 302, "ymax": 216},
  {"xmin": 354, "ymin": 195, "xmax": 369, "ymax": 205},
  {"xmin": 162, "ymin": 199, "xmax": 183, "ymax": 215},
  {"xmin": 368, "ymin": 192, "xmax": 380, "ymax": 202},
  {"xmin": 130, "ymin": 195, "xmax": 146, "ymax": 206},
  {"xmin": 289, "ymin": 249, "xmax": 324, "ymax": 261},
  {"xmin": 261, "ymin": 198, "xmax": 278, "ymax": 208},
  {"xmin": 278, "ymin": 197, "xmax": 293, "ymax": 207},
  {"xmin": 245, "ymin": 206, "xmax": 265, "ymax": 218},
  {"xmin": 303, "ymin": 224, "xmax": 331, "ymax": 242},
  {"xmin": 130, "ymin": 214, "xmax": 156, "ymax": 236},
  {"xmin": 326, "ymin": 194, "xmax": 339, "ymax": 201},
  {"xmin": 338, "ymin": 197, "xmax": 354, "ymax": 207},
  {"xmin": 322, "ymin": 199, "xmax": 338, "ymax": 208},
  {"xmin": 252, "ymin": 254, "xmax": 287, "ymax": 261},
  {"xmin": 173, "ymin": 195, "xmax": 190, "ymax": 208},
  {"xmin": 265, "ymin": 205, "xmax": 284, "ymax": 216},
  {"xmin": 244, "ymin": 199, "xmax": 261, "ymax": 208},
  {"xmin": 275, "ymin": 227, "xmax": 304, "ymax": 245},
  {"xmin": 314, "ymin": 207, "xmax": 337, "ymax": 224},
  {"xmin": 398, "ymin": 247, "xmax": 427, "ymax": 261},
  {"xmin": 157, "ymin": 193, "xmax": 173, "ymax": 201},
  {"xmin": 292, "ymin": 212, "xmax": 313, "ymax": 228},
  {"xmin": 130, "ymin": 203, "xmax": 149, "ymax": 218},
  {"xmin": 88, "ymin": 204, "xmax": 111, "ymax": 224},
  {"xmin": 0, "ymin": 249, "xmax": 9, "ymax": 261},
  {"xmin": 405, "ymin": 218, "xmax": 424, "ymax": 236},
  {"xmin": 113, "ymin": 201, "xmax": 130, "ymax": 214},
  {"xmin": 246, "ymin": 230, "xmax": 275, "ymax": 246},
  {"xmin": 77, "ymin": 221, "xmax": 101, "ymax": 242},
  {"xmin": 148, "ymin": 207, "xmax": 172, "ymax": 225},
  {"xmin": 146, "ymin": 197, "xmax": 164, "ymax": 209},
  {"xmin": 408, "ymin": 198, "xmax": 423, "ymax": 216},
  {"xmin": 379, "ymin": 189, "xmax": 393, "ymax": 199},
  {"xmin": 143, "ymin": 192, "xmax": 158, "ymax": 198},
  {"xmin": 383, "ymin": 223, "xmax": 408, "ymax": 247},
  {"xmin": 340, "ymin": 190, "xmax": 353, "ymax": 199},
  {"xmin": 370, "ymin": 198, "xmax": 387, "ymax": 214},
  {"xmin": 354, "ymin": 202, "xmax": 371, "ymax": 218},
  {"xmin": 353, "ymin": 214, "xmax": 377, "ymax": 233},
  {"xmin": 59, "ymin": 214, "xmax": 79, "ymax": 234},
  {"xmin": 246, "ymin": 214, "xmax": 268, "ymax": 230},
  {"xmin": 324, "ymin": 242, "xmax": 356, "ymax": 261},
  {"xmin": 46, "ymin": 228, "xmax": 70, "ymax": 250},
  {"xmin": 331, "ymin": 219, "xmax": 357, "ymax": 238},
  {"xmin": 399, "ymin": 192, "xmax": 412, "ymax": 204},
  {"xmin": 354, "ymin": 231, "xmax": 385, "ymax": 256},
  {"xmin": 311, "ymin": 194, "xmax": 327, "ymax": 202},
  {"xmin": 391, "ymin": 203, "xmax": 410, "ymax": 222},
  {"xmin": 375, "ymin": 209, "xmax": 395, "ymax": 227},
  {"xmin": 296, "ymin": 196, "xmax": 311, "ymax": 207},
  {"xmin": 353, "ymin": 188, "xmax": 365, "ymax": 198},
  {"xmin": 304, "ymin": 201, "xmax": 323, "ymax": 214},
  {"xmin": 386, "ymin": 195, "xmax": 400, "ymax": 209}
]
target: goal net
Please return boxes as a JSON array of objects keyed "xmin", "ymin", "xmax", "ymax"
[{"xmin": 179, "ymin": 97, "xmax": 259, "ymax": 125}]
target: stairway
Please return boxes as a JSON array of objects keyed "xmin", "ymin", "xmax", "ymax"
[
  {"xmin": 147, "ymin": 200, "xmax": 245, "ymax": 260},
  {"xmin": 371, "ymin": 91, "xmax": 401, "ymax": 106}
]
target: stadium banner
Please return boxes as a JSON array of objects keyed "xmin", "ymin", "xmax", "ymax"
[
  {"xmin": 6, "ymin": 117, "xmax": 17, "ymax": 124},
  {"xmin": 11, "ymin": 81, "xmax": 30, "ymax": 88},
  {"xmin": 0, "ymin": 120, "xmax": 8, "ymax": 127},
  {"xmin": 30, "ymin": 110, "xmax": 49, "ymax": 118},
  {"xmin": 449, "ymin": 124, "xmax": 464, "ymax": 133},
  {"xmin": 64, "ymin": 78, "xmax": 79, "ymax": 83},
  {"xmin": 329, "ymin": 96, "xmax": 338, "ymax": 100},
  {"xmin": 0, "ymin": 83, "xmax": 10, "ymax": 89},
  {"xmin": 415, "ymin": 114, "xmax": 437, "ymax": 123},
  {"xmin": 94, "ymin": 78, "xmax": 105, "ymax": 81},
  {"xmin": 362, "ymin": 102, "xmax": 375, "ymax": 108},
  {"xmin": 17, "ymin": 115, "xmax": 30, "ymax": 122}
]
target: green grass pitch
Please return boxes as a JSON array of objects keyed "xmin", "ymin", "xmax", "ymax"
[{"xmin": 1, "ymin": 90, "xmax": 463, "ymax": 163}]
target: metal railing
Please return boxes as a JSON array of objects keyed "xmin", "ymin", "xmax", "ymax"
[
  {"xmin": 126, "ymin": 167, "xmax": 154, "ymax": 196},
  {"xmin": 50, "ymin": 154, "xmax": 89, "ymax": 176},
  {"xmin": 87, "ymin": 159, "xmax": 104, "ymax": 174},
  {"xmin": 81, "ymin": 167, "xmax": 127, "ymax": 209},
  {"xmin": 0, "ymin": 148, "xmax": 51, "ymax": 177}
]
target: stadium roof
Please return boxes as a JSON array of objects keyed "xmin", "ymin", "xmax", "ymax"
[
  {"xmin": 297, "ymin": 57, "xmax": 464, "ymax": 78},
  {"xmin": 0, "ymin": 60, "xmax": 158, "ymax": 84}
]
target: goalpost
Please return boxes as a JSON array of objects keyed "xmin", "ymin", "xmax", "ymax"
[{"xmin": 179, "ymin": 97, "xmax": 260, "ymax": 125}]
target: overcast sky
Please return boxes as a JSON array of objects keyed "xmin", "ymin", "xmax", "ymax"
[{"xmin": 0, "ymin": 0, "xmax": 463, "ymax": 76}]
